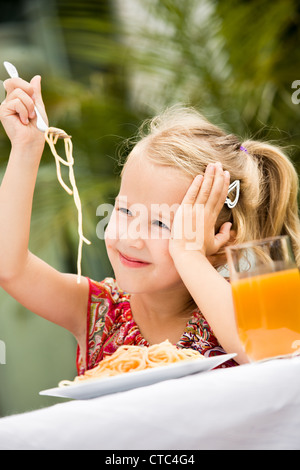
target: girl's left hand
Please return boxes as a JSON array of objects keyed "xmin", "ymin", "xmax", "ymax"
[{"xmin": 169, "ymin": 162, "xmax": 232, "ymax": 259}]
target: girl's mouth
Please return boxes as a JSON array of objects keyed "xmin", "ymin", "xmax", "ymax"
[{"xmin": 118, "ymin": 251, "xmax": 151, "ymax": 268}]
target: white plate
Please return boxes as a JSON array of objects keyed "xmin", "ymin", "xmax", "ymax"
[{"xmin": 39, "ymin": 353, "xmax": 236, "ymax": 400}]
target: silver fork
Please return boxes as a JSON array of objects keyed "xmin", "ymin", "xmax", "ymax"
[{"xmin": 3, "ymin": 61, "xmax": 70, "ymax": 139}]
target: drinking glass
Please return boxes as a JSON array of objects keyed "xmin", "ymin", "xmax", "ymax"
[{"xmin": 225, "ymin": 235, "xmax": 300, "ymax": 361}]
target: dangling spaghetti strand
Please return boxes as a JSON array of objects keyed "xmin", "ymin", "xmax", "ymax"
[{"xmin": 45, "ymin": 127, "xmax": 91, "ymax": 284}]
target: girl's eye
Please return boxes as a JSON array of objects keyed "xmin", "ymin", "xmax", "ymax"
[
  {"xmin": 117, "ymin": 207, "xmax": 132, "ymax": 216},
  {"xmin": 152, "ymin": 219, "xmax": 170, "ymax": 230}
]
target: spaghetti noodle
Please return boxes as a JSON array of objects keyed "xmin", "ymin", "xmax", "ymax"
[
  {"xmin": 59, "ymin": 340, "xmax": 204, "ymax": 386},
  {"xmin": 45, "ymin": 127, "xmax": 91, "ymax": 283}
]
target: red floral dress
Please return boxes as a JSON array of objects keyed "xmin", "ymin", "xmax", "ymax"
[{"xmin": 76, "ymin": 277, "xmax": 238, "ymax": 375}]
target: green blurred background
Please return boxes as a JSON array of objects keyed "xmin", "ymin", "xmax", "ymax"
[{"xmin": 0, "ymin": 0, "xmax": 299, "ymax": 417}]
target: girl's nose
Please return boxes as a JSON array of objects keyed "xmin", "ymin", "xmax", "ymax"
[
  {"xmin": 125, "ymin": 221, "xmax": 148, "ymax": 249},
  {"xmin": 127, "ymin": 237, "xmax": 145, "ymax": 250}
]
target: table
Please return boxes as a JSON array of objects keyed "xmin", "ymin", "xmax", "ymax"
[{"xmin": 0, "ymin": 356, "xmax": 300, "ymax": 450}]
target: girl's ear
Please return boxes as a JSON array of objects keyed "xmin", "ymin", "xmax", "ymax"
[{"xmin": 208, "ymin": 226, "xmax": 237, "ymax": 269}]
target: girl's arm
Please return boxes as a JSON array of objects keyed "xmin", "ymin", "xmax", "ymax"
[
  {"xmin": 169, "ymin": 163, "xmax": 249, "ymax": 364},
  {"xmin": 0, "ymin": 76, "xmax": 89, "ymax": 348}
]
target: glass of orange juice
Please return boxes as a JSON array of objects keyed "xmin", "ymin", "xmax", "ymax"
[{"xmin": 225, "ymin": 235, "xmax": 300, "ymax": 361}]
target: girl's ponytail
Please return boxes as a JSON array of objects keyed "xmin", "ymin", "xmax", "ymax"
[{"xmin": 239, "ymin": 140, "xmax": 300, "ymax": 266}]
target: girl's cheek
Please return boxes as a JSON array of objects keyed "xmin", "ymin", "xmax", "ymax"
[
  {"xmin": 104, "ymin": 211, "xmax": 118, "ymax": 246},
  {"xmin": 147, "ymin": 236, "xmax": 172, "ymax": 262},
  {"xmin": 150, "ymin": 225, "xmax": 172, "ymax": 243},
  {"xmin": 104, "ymin": 210, "xmax": 128, "ymax": 245}
]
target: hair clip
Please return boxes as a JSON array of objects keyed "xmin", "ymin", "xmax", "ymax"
[
  {"xmin": 240, "ymin": 146, "xmax": 248, "ymax": 154},
  {"xmin": 225, "ymin": 180, "xmax": 240, "ymax": 209}
]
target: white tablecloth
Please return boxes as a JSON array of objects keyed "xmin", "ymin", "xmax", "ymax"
[{"xmin": 0, "ymin": 356, "xmax": 300, "ymax": 450}]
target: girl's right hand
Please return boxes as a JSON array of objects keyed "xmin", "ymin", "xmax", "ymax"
[{"xmin": 0, "ymin": 76, "xmax": 48, "ymax": 153}]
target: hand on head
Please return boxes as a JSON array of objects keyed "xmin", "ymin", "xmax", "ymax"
[{"xmin": 170, "ymin": 162, "xmax": 234, "ymax": 260}]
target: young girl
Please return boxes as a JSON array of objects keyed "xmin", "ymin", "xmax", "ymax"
[{"xmin": 0, "ymin": 76, "xmax": 299, "ymax": 374}]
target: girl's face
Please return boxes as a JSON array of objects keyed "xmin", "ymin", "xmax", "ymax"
[{"xmin": 105, "ymin": 148, "xmax": 192, "ymax": 295}]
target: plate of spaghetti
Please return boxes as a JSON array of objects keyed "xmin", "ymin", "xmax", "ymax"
[{"xmin": 40, "ymin": 340, "xmax": 236, "ymax": 400}]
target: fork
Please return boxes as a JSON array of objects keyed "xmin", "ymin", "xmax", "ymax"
[{"xmin": 3, "ymin": 61, "xmax": 70, "ymax": 139}]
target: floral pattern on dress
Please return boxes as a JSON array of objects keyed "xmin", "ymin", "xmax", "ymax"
[{"xmin": 76, "ymin": 277, "xmax": 238, "ymax": 375}]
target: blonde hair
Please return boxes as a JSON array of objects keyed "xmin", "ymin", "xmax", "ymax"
[{"xmin": 122, "ymin": 106, "xmax": 300, "ymax": 266}]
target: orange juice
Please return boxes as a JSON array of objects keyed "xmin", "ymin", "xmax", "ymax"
[{"xmin": 231, "ymin": 268, "xmax": 300, "ymax": 361}]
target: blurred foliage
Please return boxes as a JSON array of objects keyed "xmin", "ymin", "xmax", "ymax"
[
  {"xmin": 0, "ymin": 0, "xmax": 299, "ymax": 416},
  {"xmin": 119, "ymin": 0, "xmax": 300, "ymax": 168}
]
